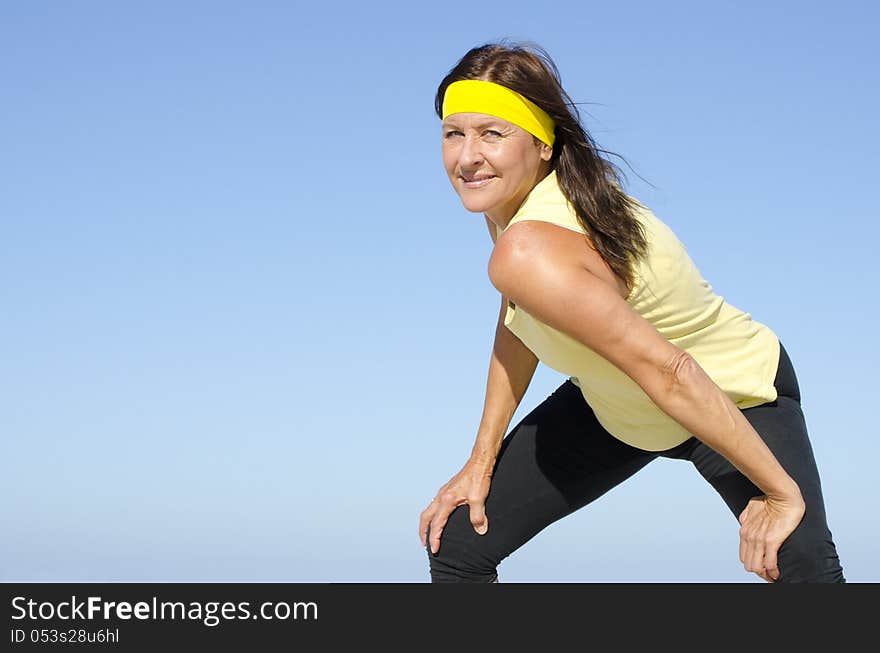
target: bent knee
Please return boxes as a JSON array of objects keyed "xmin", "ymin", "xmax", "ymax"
[
  {"xmin": 426, "ymin": 507, "xmax": 500, "ymax": 583},
  {"xmin": 777, "ymin": 527, "xmax": 845, "ymax": 583}
]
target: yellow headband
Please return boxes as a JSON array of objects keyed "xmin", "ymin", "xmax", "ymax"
[{"xmin": 441, "ymin": 79, "xmax": 556, "ymax": 147}]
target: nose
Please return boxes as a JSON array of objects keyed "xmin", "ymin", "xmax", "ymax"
[{"xmin": 458, "ymin": 134, "xmax": 485, "ymax": 169}]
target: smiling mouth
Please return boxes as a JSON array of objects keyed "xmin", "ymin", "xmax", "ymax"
[{"xmin": 460, "ymin": 174, "xmax": 496, "ymax": 187}]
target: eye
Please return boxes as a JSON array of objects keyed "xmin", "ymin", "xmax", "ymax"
[
  {"xmin": 444, "ymin": 130, "xmax": 464, "ymax": 139},
  {"xmin": 483, "ymin": 129, "xmax": 503, "ymax": 139}
]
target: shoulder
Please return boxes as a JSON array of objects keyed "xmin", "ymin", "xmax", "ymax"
[
  {"xmin": 490, "ymin": 220, "xmax": 630, "ymax": 300},
  {"xmin": 491, "ymin": 220, "xmax": 574, "ymax": 273}
]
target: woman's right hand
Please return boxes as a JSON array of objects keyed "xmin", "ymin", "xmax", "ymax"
[{"xmin": 419, "ymin": 458, "xmax": 495, "ymax": 555}]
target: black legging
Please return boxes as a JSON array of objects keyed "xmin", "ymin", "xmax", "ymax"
[{"xmin": 427, "ymin": 342, "xmax": 845, "ymax": 582}]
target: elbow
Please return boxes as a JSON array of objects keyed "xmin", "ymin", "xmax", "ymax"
[
  {"xmin": 659, "ymin": 349, "xmax": 698, "ymax": 394},
  {"xmin": 652, "ymin": 348, "xmax": 739, "ymax": 437},
  {"xmin": 651, "ymin": 348, "xmax": 712, "ymax": 412}
]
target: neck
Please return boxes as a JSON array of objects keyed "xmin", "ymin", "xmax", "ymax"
[{"xmin": 485, "ymin": 165, "xmax": 553, "ymax": 231}]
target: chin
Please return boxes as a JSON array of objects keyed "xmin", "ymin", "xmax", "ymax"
[
  {"xmin": 457, "ymin": 193, "xmax": 498, "ymax": 214},
  {"xmin": 459, "ymin": 200, "xmax": 492, "ymax": 213}
]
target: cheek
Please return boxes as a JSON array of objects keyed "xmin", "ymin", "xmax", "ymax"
[
  {"xmin": 495, "ymin": 147, "xmax": 527, "ymax": 174},
  {"xmin": 445, "ymin": 159, "xmax": 456, "ymax": 174},
  {"xmin": 498, "ymin": 159, "xmax": 527, "ymax": 187},
  {"xmin": 441, "ymin": 149, "xmax": 457, "ymax": 176}
]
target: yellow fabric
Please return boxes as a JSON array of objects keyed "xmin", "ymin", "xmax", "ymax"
[
  {"xmin": 442, "ymin": 80, "xmax": 556, "ymax": 147},
  {"xmin": 497, "ymin": 171, "xmax": 781, "ymax": 451}
]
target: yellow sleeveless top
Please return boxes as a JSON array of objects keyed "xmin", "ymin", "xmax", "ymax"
[{"xmin": 496, "ymin": 171, "xmax": 780, "ymax": 451}]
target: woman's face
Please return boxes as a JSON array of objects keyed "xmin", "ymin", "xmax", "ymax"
[{"xmin": 441, "ymin": 112, "xmax": 553, "ymax": 225}]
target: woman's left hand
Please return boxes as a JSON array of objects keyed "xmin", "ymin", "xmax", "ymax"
[{"xmin": 738, "ymin": 490, "xmax": 806, "ymax": 582}]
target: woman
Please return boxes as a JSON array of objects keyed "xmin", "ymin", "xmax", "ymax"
[{"xmin": 418, "ymin": 41, "xmax": 845, "ymax": 583}]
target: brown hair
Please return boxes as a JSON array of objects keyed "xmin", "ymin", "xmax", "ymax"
[{"xmin": 435, "ymin": 41, "xmax": 648, "ymax": 290}]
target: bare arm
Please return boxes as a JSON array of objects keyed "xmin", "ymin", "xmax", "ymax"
[
  {"xmin": 473, "ymin": 216, "xmax": 539, "ymax": 464},
  {"xmin": 489, "ymin": 222, "xmax": 800, "ymax": 500},
  {"xmin": 418, "ymin": 217, "xmax": 538, "ymax": 551},
  {"xmin": 471, "ymin": 291, "xmax": 539, "ymax": 465},
  {"xmin": 489, "ymin": 221, "xmax": 805, "ymax": 580}
]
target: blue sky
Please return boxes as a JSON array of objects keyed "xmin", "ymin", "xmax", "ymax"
[{"xmin": 2, "ymin": 1, "xmax": 878, "ymax": 582}]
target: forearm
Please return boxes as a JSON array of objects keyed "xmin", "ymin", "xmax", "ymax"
[
  {"xmin": 470, "ymin": 296, "xmax": 539, "ymax": 465},
  {"xmin": 652, "ymin": 352, "xmax": 801, "ymax": 500}
]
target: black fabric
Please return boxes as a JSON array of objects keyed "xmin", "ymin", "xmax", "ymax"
[{"xmin": 427, "ymin": 342, "xmax": 844, "ymax": 583}]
